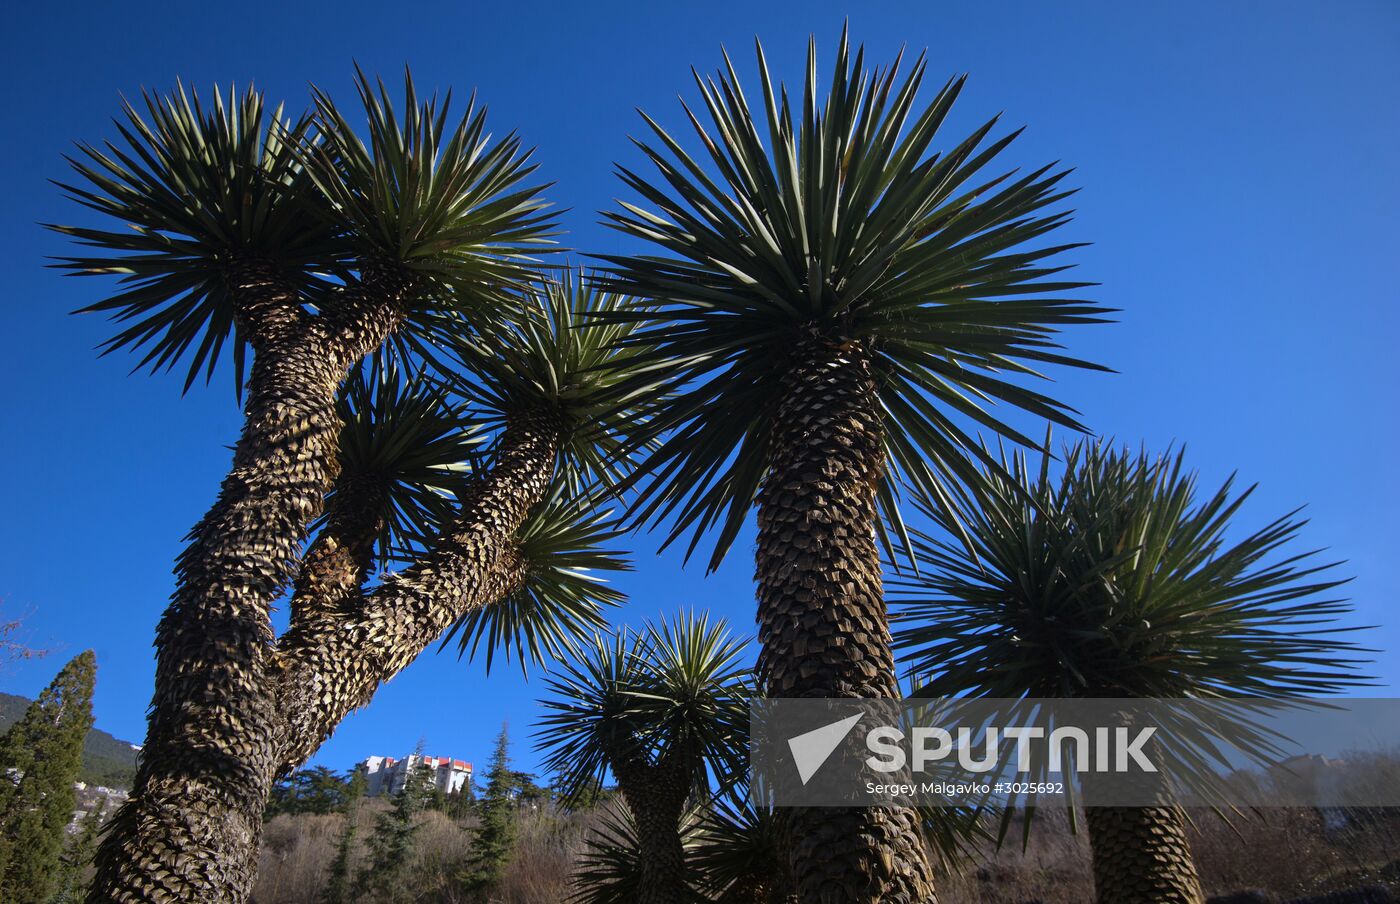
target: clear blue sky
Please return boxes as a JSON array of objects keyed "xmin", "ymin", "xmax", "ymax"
[{"xmin": 1, "ymin": 1, "xmax": 1396, "ymax": 780}]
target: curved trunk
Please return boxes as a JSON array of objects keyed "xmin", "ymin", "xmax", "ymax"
[
  {"xmin": 87, "ymin": 264, "xmax": 406, "ymax": 904},
  {"xmin": 273, "ymin": 409, "xmax": 561, "ymax": 772},
  {"xmin": 614, "ymin": 749, "xmax": 694, "ymax": 904},
  {"xmin": 755, "ymin": 340, "xmax": 938, "ymax": 903},
  {"xmin": 1084, "ymin": 804, "xmax": 1204, "ymax": 904}
]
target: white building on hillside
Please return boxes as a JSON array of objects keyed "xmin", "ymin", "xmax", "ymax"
[{"xmin": 360, "ymin": 754, "xmax": 472, "ymax": 798}]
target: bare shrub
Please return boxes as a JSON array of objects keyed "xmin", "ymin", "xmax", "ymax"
[
  {"xmin": 254, "ymin": 811, "xmax": 345, "ymax": 903},
  {"xmin": 493, "ymin": 810, "xmax": 594, "ymax": 904},
  {"xmin": 250, "ymin": 801, "xmax": 1399, "ymax": 903},
  {"xmin": 936, "ymin": 807, "xmax": 1094, "ymax": 904},
  {"xmin": 1193, "ymin": 807, "xmax": 1400, "ymax": 900}
]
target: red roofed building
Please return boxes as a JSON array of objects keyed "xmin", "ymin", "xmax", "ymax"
[{"xmin": 360, "ymin": 753, "xmax": 472, "ymax": 798}]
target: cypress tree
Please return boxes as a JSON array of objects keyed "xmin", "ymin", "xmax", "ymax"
[
  {"xmin": 361, "ymin": 746, "xmax": 432, "ymax": 901},
  {"xmin": 319, "ymin": 769, "xmax": 366, "ymax": 904},
  {"xmin": 444, "ymin": 784, "xmax": 474, "ymax": 822},
  {"xmin": 0, "ymin": 651, "xmax": 97, "ymax": 902},
  {"xmin": 458, "ymin": 723, "xmax": 517, "ymax": 893}
]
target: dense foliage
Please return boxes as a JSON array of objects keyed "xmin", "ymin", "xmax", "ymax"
[
  {"xmin": 457, "ymin": 723, "xmax": 520, "ymax": 894},
  {"xmin": 0, "ymin": 652, "xmax": 96, "ymax": 902},
  {"xmin": 0, "ymin": 693, "xmax": 138, "ymax": 789}
]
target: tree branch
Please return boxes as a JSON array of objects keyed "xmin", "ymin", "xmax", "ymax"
[{"xmin": 271, "ymin": 410, "xmax": 562, "ymax": 772}]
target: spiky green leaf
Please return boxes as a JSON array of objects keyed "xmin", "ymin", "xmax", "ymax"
[
  {"xmin": 442, "ymin": 483, "xmax": 630, "ymax": 675},
  {"xmin": 304, "ymin": 67, "xmax": 557, "ymax": 331},
  {"xmin": 596, "ymin": 29, "xmax": 1110, "ymax": 570},
  {"xmin": 49, "ymin": 83, "xmax": 339, "ymax": 393}
]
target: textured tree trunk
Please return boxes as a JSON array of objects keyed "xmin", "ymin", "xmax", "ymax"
[
  {"xmin": 755, "ymin": 339, "xmax": 938, "ymax": 904},
  {"xmin": 1084, "ymin": 804, "xmax": 1204, "ymax": 904},
  {"xmin": 288, "ymin": 473, "xmax": 390, "ymax": 624},
  {"xmin": 273, "ymin": 409, "xmax": 562, "ymax": 773},
  {"xmin": 87, "ymin": 263, "xmax": 407, "ymax": 904},
  {"xmin": 719, "ymin": 879, "xmax": 799, "ymax": 904},
  {"xmin": 719, "ymin": 877, "xmax": 791, "ymax": 904},
  {"xmin": 614, "ymin": 749, "xmax": 694, "ymax": 904},
  {"xmin": 1080, "ymin": 712, "xmax": 1204, "ymax": 904}
]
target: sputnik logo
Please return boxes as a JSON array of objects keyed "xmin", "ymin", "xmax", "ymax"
[{"xmin": 787, "ymin": 713, "xmax": 863, "ymax": 785}]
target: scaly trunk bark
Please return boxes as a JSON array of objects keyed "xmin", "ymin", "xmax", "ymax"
[
  {"xmin": 1084, "ymin": 804, "xmax": 1204, "ymax": 903},
  {"xmin": 273, "ymin": 409, "xmax": 562, "ymax": 773},
  {"xmin": 720, "ymin": 879, "xmax": 798, "ymax": 904},
  {"xmin": 755, "ymin": 339, "xmax": 938, "ymax": 904},
  {"xmin": 288, "ymin": 473, "xmax": 390, "ymax": 625},
  {"xmin": 1080, "ymin": 710, "xmax": 1203, "ymax": 904},
  {"xmin": 614, "ymin": 748, "xmax": 694, "ymax": 904},
  {"xmin": 87, "ymin": 263, "xmax": 407, "ymax": 904}
]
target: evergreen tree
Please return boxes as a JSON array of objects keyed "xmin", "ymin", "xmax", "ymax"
[
  {"xmin": 266, "ymin": 766, "xmax": 351, "ymax": 818},
  {"xmin": 457, "ymin": 723, "xmax": 517, "ymax": 893},
  {"xmin": 507, "ymin": 770, "xmax": 548, "ymax": 811},
  {"xmin": 0, "ymin": 651, "xmax": 97, "ymax": 902},
  {"xmin": 319, "ymin": 769, "xmax": 366, "ymax": 904},
  {"xmin": 48, "ymin": 799, "xmax": 105, "ymax": 904},
  {"xmin": 361, "ymin": 747, "xmax": 432, "ymax": 901},
  {"xmin": 297, "ymin": 766, "xmax": 350, "ymax": 815},
  {"xmin": 444, "ymin": 786, "xmax": 474, "ymax": 822}
]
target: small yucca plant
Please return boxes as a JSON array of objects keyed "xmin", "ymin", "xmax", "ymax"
[{"xmin": 538, "ymin": 613, "xmax": 751, "ymax": 903}]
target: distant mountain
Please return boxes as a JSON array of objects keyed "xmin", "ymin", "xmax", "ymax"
[{"xmin": 0, "ymin": 691, "xmax": 139, "ymax": 789}]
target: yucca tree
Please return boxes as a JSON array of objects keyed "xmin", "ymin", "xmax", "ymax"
[
  {"xmin": 570, "ymin": 804, "xmax": 707, "ymax": 904},
  {"xmin": 690, "ymin": 797, "xmax": 796, "ymax": 904},
  {"xmin": 598, "ymin": 29, "xmax": 1106, "ymax": 901},
  {"xmin": 539, "ymin": 613, "xmax": 751, "ymax": 904},
  {"xmin": 54, "ymin": 74, "xmax": 553, "ymax": 903},
  {"xmin": 272, "ymin": 355, "xmax": 627, "ymax": 766},
  {"xmin": 890, "ymin": 441, "xmax": 1370, "ymax": 904},
  {"xmin": 273, "ymin": 271, "xmax": 649, "ymax": 773},
  {"xmin": 289, "ymin": 359, "xmax": 483, "ymax": 624}
]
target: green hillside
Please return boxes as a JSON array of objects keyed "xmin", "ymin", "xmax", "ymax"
[{"xmin": 0, "ymin": 691, "xmax": 139, "ymax": 789}]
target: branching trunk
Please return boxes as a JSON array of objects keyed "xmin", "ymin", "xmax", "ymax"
[
  {"xmin": 273, "ymin": 409, "xmax": 562, "ymax": 774},
  {"xmin": 288, "ymin": 473, "xmax": 390, "ymax": 625},
  {"xmin": 613, "ymin": 747, "xmax": 695, "ymax": 904},
  {"xmin": 87, "ymin": 263, "xmax": 407, "ymax": 904},
  {"xmin": 755, "ymin": 339, "xmax": 938, "ymax": 904}
]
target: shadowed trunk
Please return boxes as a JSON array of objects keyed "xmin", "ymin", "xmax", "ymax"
[
  {"xmin": 1082, "ymin": 775, "xmax": 1204, "ymax": 904},
  {"xmin": 1084, "ymin": 805, "xmax": 1204, "ymax": 903},
  {"xmin": 273, "ymin": 409, "xmax": 562, "ymax": 773},
  {"xmin": 1080, "ymin": 709, "xmax": 1204, "ymax": 903},
  {"xmin": 288, "ymin": 472, "xmax": 391, "ymax": 624},
  {"xmin": 613, "ymin": 746, "xmax": 695, "ymax": 904},
  {"xmin": 755, "ymin": 339, "xmax": 938, "ymax": 904},
  {"xmin": 720, "ymin": 877, "xmax": 798, "ymax": 904},
  {"xmin": 87, "ymin": 262, "xmax": 407, "ymax": 904}
]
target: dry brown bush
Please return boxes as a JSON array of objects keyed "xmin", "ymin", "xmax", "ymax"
[
  {"xmin": 492, "ymin": 810, "xmax": 595, "ymax": 904},
  {"xmin": 254, "ymin": 810, "xmax": 345, "ymax": 903},
  {"xmin": 936, "ymin": 807, "xmax": 1094, "ymax": 904},
  {"xmin": 251, "ymin": 802, "xmax": 1399, "ymax": 903}
]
